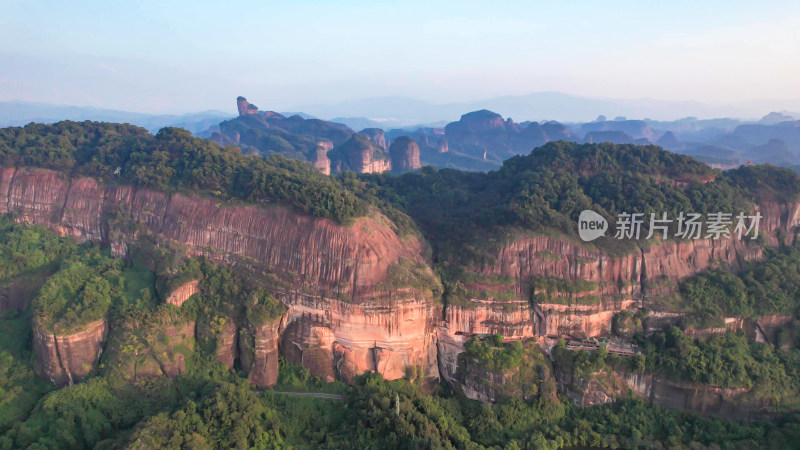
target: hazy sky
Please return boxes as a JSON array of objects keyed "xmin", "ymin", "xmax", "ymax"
[{"xmin": 1, "ymin": 0, "xmax": 799, "ymax": 114}]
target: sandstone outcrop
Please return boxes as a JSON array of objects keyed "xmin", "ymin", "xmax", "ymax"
[
  {"xmin": 3, "ymin": 165, "xmax": 434, "ymax": 385},
  {"xmin": 236, "ymin": 96, "xmax": 259, "ymax": 116},
  {"xmin": 165, "ymin": 280, "xmax": 200, "ymax": 307},
  {"xmin": 389, "ymin": 136, "xmax": 421, "ymax": 172},
  {"xmin": 241, "ymin": 319, "xmax": 281, "ymax": 388},
  {"xmin": 33, "ymin": 319, "xmax": 108, "ymax": 387},
  {"xmin": 464, "ymin": 202, "xmax": 798, "ymax": 338},
  {"xmin": 1, "ymin": 166, "xmax": 424, "ymax": 297},
  {"xmin": 328, "ymin": 134, "xmax": 390, "ymax": 174},
  {"xmin": 437, "ymin": 299, "xmax": 536, "ymax": 387},
  {"xmin": 359, "ymin": 128, "xmax": 387, "ymax": 150},
  {"xmin": 312, "ymin": 145, "xmax": 331, "ymax": 175},
  {"xmin": 279, "ymin": 293, "xmax": 440, "ymax": 385}
]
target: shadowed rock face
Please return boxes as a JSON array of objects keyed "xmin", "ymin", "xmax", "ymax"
[
  {"xmin": 557, "ymin": 369, "xmax": 775, "ymax": 420},
  {"xmin": 246, "ymin": 320, "xmax": 281, "ymax": 388},
  {"xmin": 215, "ymin": 319, "xmax": 239, "ymax": 370},
  {"xmin": 389, "ymin": 136, "xmax": 421, "ymax": 173},
  {"xmin": 443, "ymin": 110, "xmax": 560, "ymax": 159},
  {"xmin": 33, "ymin": 319, "xmax": 107, "ymax": 387}
]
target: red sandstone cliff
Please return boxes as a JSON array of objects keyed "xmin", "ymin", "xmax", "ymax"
[
  {"xmin": 0, "ymin": 166, "xmax": 424, "ymax": 297},
  {"xmin": 33, "ymin": 319, "xmax": 107, "ymax": 387},
  {"xmin": 236, "ymin": 96, "xmax": 259, "ymax": 116},
  {"xmin": 464, "ymin": 203, "xmax": 798, "ymax": 338},
  {"xmin": 279, "ymin": 292, "xmax": 440, "ymax": 385},
  {"xmin": 2, "ymin": 165, "xmax": 435, "ymax": 385},
  {"xmin": 244, "ymin": 319, "xmax": 281, "ymax": 387}
]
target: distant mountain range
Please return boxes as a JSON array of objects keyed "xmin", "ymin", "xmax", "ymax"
[
  {"xmin": 3, "ymin": 95, "xmax": 800, "ymax": 172},
  {"xmin": 209, "ymin": 96, "xmax": 800, "ymax": 173},
  {"xmin": 292, "ymin": 93, "xmax": 800, "ymax": 126},
  {"xmin": 0, "ymin": 101, "xmax": 235, "ymax": 134}
]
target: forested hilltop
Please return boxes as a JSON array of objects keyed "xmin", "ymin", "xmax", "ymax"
[
  {"xmin": 355, "ymin": 140, "xmax": 799, "ymax": 263},
  {"xmin": 2, "ymin": 121, "xmax": 800, "ymax": 448},
  {"xmin": 0, "ymin": 121, "xmax": 367, "ymax": 224}
]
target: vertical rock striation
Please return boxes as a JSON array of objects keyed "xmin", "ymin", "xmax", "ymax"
[{"xmin": 33, "ymin": 319, "xmax": 108, "ymax": 387}]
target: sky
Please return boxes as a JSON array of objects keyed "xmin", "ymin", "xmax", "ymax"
[{"xmin": 1, "ymin": 0, "xmax": 799, "ymax": 115}]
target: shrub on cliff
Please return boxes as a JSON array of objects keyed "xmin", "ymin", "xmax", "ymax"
[
  {"xmin": 32, "ymin": 247, "xmax": 121, "ymax": 334},
  {"xmin": 638, "ymin": 327, "xmax": 800, "ymax": 395},
  {"xmin": 680, "ymin": 242, "xmax": 800, "ymax": 320},
  {"xmin": 380, "ymin": 257, "xmax": 442, "ymax": 297},
  {"xmin": 245, "ymin": 290, "xmax": 285, "ymax": 327},
  {"xmin": 0, "ymin": 217, "xmax": 77, "ymax": 281}
]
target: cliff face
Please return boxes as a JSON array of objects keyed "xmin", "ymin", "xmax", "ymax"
[
  {"xmin": 165, "ymin": 280, "xmax": 200, "ymax": 307},
  {"xmin": 328, "ymin": 134, "xmax": 390, "ymax": 174},
  {"xmin": 279, "ymin": 293, "xmax": 440, "ymax": 385},
  {"xmin": 1, "ymin": 167, "xmax": 424, "ymax": 298},
  {"xmin": 244, "ymin": 319, "xmax": 281, "ymax": 388},
  {"xmin": 8, "ymin": 163, "xmax": 800, "ymax": 411},
  {"xmin": 236, "ymin": 96, "xmax": 259, "ymax": 116},
  {"xmin": 359, "ymin": 128, "xmax": 387, "ymax": 150},
  {"xmin": 389, "ymin": 136, "xmax": 421, "ymax": 173},
  {"xmin": 468, "ymin": 201, "xmax": 799, "ymax": 338},
  {"xmin": 3, "ymin": 165, "xmax": 436, "ymax": 385},
  {"xmin": 33, "ymin": 319, "xmax": 107, "ymax": 387},
  {"xmin": 438, "ymin": 300, "xmax": 536, "ymax": 388}
]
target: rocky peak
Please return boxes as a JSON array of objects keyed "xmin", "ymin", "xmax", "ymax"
[
  {"xmin": 389, "ymin": 136, "xmax": 421, "ymax": 173},
  {"xmin": 542, "ymin": 121, "xmax": 571, "ymax": 141},
  {"xmin": 328, "ymin": 133, "xmax": 390, "ymax": 174},
  {"xmin": 759, "ymin": 112, "xmax": 794, "ymax": 125},
  {"xmin": 359, "ymin": 128, "xmax": 387, "ymax": 150},
  {"xmin": 656, "ymin": 131, "xmax": 684, "ymax": 151},
  {"xmin": 236, "ymin": 96, "xmax": 259, "ymax": 116},
  {"xmin": 449, "ymin": 109, "xmax": 506, "ymax": 133}
]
